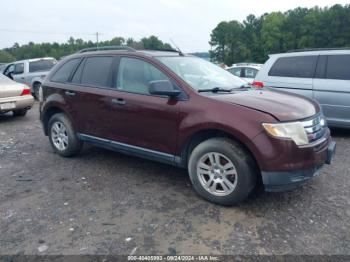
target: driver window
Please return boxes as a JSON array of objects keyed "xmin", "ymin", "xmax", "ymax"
[
  {"xmin": 14, "ymin": 63, "xmax": 24, "ymax": 74},
  {"xmin": 116, "ymin": 57, "xmax": 169, "ymax": 95}
]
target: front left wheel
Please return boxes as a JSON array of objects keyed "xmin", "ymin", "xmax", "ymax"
[
  {"xmin": 48, "ymin": 113, "xmax": 83, "ymax": 157},
  {"xmin": 188, "ymin": 137, "xmax": 258, "ymax": 206}
]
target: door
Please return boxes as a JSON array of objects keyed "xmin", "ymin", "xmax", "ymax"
[
  {"xmin": 105, "ymin": 56, "xmax": 181, "ymax": 156},
  {"xmin": 12, "ymin": 62, "xmax": 26, "ymax": 84},
  {"xmin": 64, "ymin": 56, "xmax": 116, "ymax": 136},
  {"xmin": 265, "ymin": 55, "xmax": 317, "ymax": 99},
  {"xmin": 313, "ymin": 54, "xmax": 350, "ymax": 127}
]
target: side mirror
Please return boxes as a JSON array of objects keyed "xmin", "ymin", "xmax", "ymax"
[{"xmin": 149, "ymin": 80, "xmax": 181, "ymax": 98}]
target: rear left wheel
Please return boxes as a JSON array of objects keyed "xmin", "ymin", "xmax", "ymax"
[
  {"xmin": 32, "ymin": 82, "xmax": 41, "ymax": 100},
  {"xmin": 48, "ymin": 113, "xmax": 83, "ymax": 157}
]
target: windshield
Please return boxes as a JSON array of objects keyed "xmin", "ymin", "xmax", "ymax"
[
  {"xmin": 157, "ymin": 56, "xmax": 246, "ymax": 91},
  {"xmin": 0, "ymin": 73, "xmax": 15, "ymax": 84},
  {"xmin": 29, "ymin": 59, "xmax": 57, "ymax": 73}
]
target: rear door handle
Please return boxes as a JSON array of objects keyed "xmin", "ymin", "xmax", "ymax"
[
  {"xmin": 65, "ymin": 91, "xmax": 76, "ymax": 97},
  {"xmin": 111, "ymin": 98, "xmax": 126, "ymax": 105}
]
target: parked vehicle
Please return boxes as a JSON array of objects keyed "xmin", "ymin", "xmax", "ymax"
[
  {"xmin": 254, "ymin": 49, "xmax": 350, "ymax": 128},
  {"xmin": 0, "ymin": 63, "xmax": 9, "ymax": 73},
  {"xmin": 40, "ymin": 46, "xmax": 335, "ymax": 205},
  {"xmin": 227, "ymin": 63, "xmax": 262, "ymax": 83},
  {"xmin": 3, "ymin": 57, "xmax": 57, "ymax": 99},
  {"xmin": 0, "ymin": 73, "xmax": 34, "ymax": 116}
]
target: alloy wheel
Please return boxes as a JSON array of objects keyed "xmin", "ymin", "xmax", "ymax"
[{"xmin": 197, "ymin": 152, "xmax": 238, "ymax": 196}]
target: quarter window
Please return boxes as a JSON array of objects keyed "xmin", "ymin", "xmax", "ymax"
[
  {"xmin": 80, "ymin": 56, "xmax": 114, "ymax": 87},
  {"xmin": 116, "ymin": 57, "xmax": 169, "ymax": 95},
  {"xmin": 269, "ymin": 56, "xmax": 317, "ymax": 78},
  {"xmin": 326, "ymin": 55, "xmax": 350, "ymax": 80},
  {"xmin": 51, "ymin": 59, "xmax": 80, "ymax": 83},
  {"xmin": 29, "ymin": 59, "xmax": 56, "ymax": 73}
]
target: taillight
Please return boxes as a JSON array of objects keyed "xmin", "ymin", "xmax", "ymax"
[
  {"xmin": 21, "ymin": 88, "xmax": 31, "ymax": 96},
  {"xmin": 252, "ymin": 81, "xmax": 264, "ymax": 88}
]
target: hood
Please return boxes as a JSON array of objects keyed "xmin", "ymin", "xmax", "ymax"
[{"xmin": 213, "ymin": 89, "xmax": 319, "ymax": 121}]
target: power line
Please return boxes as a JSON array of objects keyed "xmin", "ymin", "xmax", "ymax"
[{"xmin": 0, "ymin": 28, "xmax": 98, "ymax": 36}]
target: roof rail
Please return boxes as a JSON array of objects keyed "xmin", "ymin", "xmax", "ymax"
[
  {"xmin": 287, "ymin": 47, "xmax": 350, "ymax": 53},
  {"xmin": 77, "ymin": 45, "xmax": 136, "ymax": 53}
]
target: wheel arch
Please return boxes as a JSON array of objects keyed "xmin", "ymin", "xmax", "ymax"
[
  {"xmin": 178, "ymin": 128, "xmax": 261, "ymax": 174},
  {"xmin": 42, "ymin": 105, "xmax": 74, "ymax": 136}
]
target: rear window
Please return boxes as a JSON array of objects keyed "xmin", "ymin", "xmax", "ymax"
[
  {"xmin": 326, "ymin": 55, "xmax": 350, "ymax": 80},
  {"xmin": 80, "ymin": 56, "xmax": 114, "ymax": 87},
  {"xmin": 51, "ymin": 59, "xmax": 80, "ymax": 83},
  {"xmin": 268, "ymin": 56, "xmax": 317, "ymax": 78},
  {"xmin": 29, "ymin": 59, "xmax": 56, "ymax": 73}
]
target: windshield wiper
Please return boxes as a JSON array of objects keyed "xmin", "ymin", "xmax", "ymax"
[
  {"xmin": 197, "ymin": 87, "xmax": 235, "ymax": 93},
  {"xmin": 198, "ymin": 85, "xmax": 251, "ymax": 93}
]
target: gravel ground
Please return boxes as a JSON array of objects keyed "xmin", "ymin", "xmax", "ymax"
[{"xmin": 0, "ymin": 103, "xmax": 349, "ymax": 255}]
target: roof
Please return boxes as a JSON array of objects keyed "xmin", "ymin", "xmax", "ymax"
[
  {"xmin": 270, "ymin": 49, "xmax": 350, "ymax": 57},
  {"xmin": 74, "ymin": 46, "xmax": 186, "ymax": 57}
]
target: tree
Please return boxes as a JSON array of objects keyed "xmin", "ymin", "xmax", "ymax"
[
  {"xmin": 141, "ymin": 35, "xmax": 172, "ymax": 50},
  {"xmin": 1, "ymin": 35, "xmax": 172, "ymax": 60},
  {"xmin": 0, "ymin": 50, "xmax": 15, "ymax": 63},
  {"xmin": 209, "ymin": 4, "xmax": 350, "ymax": 64}
]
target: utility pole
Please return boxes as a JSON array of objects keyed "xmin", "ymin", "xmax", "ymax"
[{"xmin": 96, "ymin": 32, "xmax": 99, "ymax": 49}]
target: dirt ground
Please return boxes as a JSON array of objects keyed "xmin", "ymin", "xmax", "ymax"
[{"xmin": 0, "ymin": 103, "xmax": 349, "ymax": 255}]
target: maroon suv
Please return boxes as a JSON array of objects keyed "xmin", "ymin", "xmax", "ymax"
[{"xmin": 40, "ymin": 46, "xmax": 336, "ymax": 205}]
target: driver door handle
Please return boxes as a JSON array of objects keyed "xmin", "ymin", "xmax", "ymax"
[
  {"xmin": 65, "ymin": 91, "xmax": 76, "ymax": 96},
  {"xmin": 112, "ymin": 98, "xmax": 126, "ymax": 105}
]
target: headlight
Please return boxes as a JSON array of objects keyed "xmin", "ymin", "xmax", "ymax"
[{"xmin": 262, "ymin": 122, "xmax": 308, "ymax": 146}]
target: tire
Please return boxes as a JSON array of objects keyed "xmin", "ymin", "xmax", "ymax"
[
  {"xmin": 32, "ymin": 82, "xmax": 41, "ymax": 100},
  {"xmin": 13, "ymin": 109, "xmax": 27, "ymax": 117},
  {"xmin": 188, "ymin": 137, "xmax": 258, "ymax": 206},
  {"xmin": 48, "ymin": 113, "xmax": 83, "ymax": 157}
]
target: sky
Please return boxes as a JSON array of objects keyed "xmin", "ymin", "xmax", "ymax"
[{"xmin": 0, "ymin": 0, "xmax": 348, "ymax": 52}]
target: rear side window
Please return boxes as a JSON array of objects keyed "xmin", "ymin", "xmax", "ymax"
[
  {"xmin": 243, "ymin": 68, "xmax": 258, "ymax": 78},
  {"xmin": 268, "ymin": 56, "xmax": 317, "ymax": 78},
  {"xmin": 315, "ymin": 56, "xmax": 327, "ymax": 78},
  {"xmin": 29, "ymin": 59, "xmax": 56, "ymax": 73},
  {"xmin": 51, "ymin": 59, "xmax": 80, "ymax": 83},
  {"xmin": 228, "ymin": 68, "xmax": 241, "ymax": 77},
  {"xmin": 80, "ymin": 56, "xmax": 114, "ymax": 87},
  {"xmin": 326, "ymin": 55, "xmax": 350, "ymax": 80}
]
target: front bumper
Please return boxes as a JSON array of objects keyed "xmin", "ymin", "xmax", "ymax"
[{"xmin": 262, "ymin": 141, "xmax": 336, "ymax": 192}]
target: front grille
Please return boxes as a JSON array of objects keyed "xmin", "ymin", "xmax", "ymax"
[{"xmin": 301, "ymin": 115, "xmax": 326, "ymax": 143}]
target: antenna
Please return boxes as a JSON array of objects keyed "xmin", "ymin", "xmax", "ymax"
[
  {"xmin": 170, "ymin": 38, "xmax": 184, "ymax": 56},
  {"xmin": 96, "ymin": 32, "xmax": 99, "ymax": 49}
]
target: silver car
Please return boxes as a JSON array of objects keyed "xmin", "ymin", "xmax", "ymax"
[
  {"xmin": 0, "ymin": 73, "xmax": 34, "ymax": 116},
  {"xmin": 2, "ymin": 57, "xmax": 57, "ymax": 99},
  {"xmin": 227, "ymin": 63, "xmax": 262, "ymax": 84},
  {"xmin": 254, "ymin": 49, "xmax": 350, "ymax": 128}
]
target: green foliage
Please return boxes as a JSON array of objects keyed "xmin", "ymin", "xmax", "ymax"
[
  {"xmin": 0, "ymin": 50, "xmax": 15, "ymax": 63},
  {"xmin": 210, "ymin": 4, "xmax": 350, "ymax": 65},
  {"xmin": 1, "ymin": 36, "xmax": 172, "ymax": 62}
]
